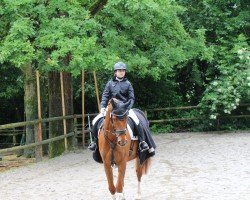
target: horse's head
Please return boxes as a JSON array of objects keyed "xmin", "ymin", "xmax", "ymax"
[{"xmin": 108, "ymin": 98, "xmax": 130, "ymax": 147}]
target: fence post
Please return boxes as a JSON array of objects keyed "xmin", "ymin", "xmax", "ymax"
[
  {"xmin": 73, "ymin": 115, "xmax": 78, "ymax": 148},
  {"xmin": 216, "ymin": 117, "xmax": 220, "ymax": 131},
  {"xmin": 82, "ymin": 70, "xmax": 86, "ymax": 148},
  {"xmin": 60, "ymin": 72, "xmax": 68, "ymax": 151},
  {"xmin": 35, "ymin": 123, "xmax": 42, "ymax": 161},
  {"xmin": 12, "ymin": 128, "xmax": 17, "ymax": 146},
  {"xmin": 35, "ymin": 71, "xmax": 43, "ymax": 161},
  {"xmin": 93, "ymin": 71, "xmax": 100, "ymax": 112}
]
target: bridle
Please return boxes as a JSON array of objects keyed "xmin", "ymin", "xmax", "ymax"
[
  {"xmin": 110, "ymin": 109, "xmax": 129, "ymax": 135},
  {"xmin": 103, "ymin": 109, "xmax": 129, "ymax": 167},
  {"xmin": 103, "ymin": 109, "xmax": 129, "ymax": 147}
]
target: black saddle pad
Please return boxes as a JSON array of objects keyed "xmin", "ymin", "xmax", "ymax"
[
  {"xmin": 132, "ymin": 108, "xmax": 156, "ymax": 164},
  {"xmin": 93, "ymin": 148, "xmax": 103, "ymax": 163}
]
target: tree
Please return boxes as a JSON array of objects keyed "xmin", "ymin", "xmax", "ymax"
[
  {"xmin": 95, "ymin": 0, "xmax": 209, "ymax": 78},
  {"xmin": 0, "ymin": 0, "xmax": 101, "ymax": 156},
  {"xmin": 89, "ymin": 0, "xmax": 209, "ymax": 111},
  {"xmin": 176, "ymin": 0, "xmax": 250, "ymax": 118},
  {"xmin": 0, "ymin": 0, "xmax": 210, "ymax": 155},
  {"xmin": 0, "ymin": 63, "xmax": 23, "ymax": 124},
  {"xmin": 0, "ymin": 1, "xmax": 37, "ymax": 156}
]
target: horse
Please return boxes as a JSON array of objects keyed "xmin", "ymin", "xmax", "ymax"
[{"xmin": 98, "ymin": 98, "xmax": 152, "ymax": 200}]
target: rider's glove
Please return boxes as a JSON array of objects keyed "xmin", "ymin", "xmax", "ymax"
[{"xmin": 100, "ymin": 107, "xmax": 106, "ymax": 115}]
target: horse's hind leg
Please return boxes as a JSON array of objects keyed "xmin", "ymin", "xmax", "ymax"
[{"xmin": 135, "ymin": 157, "xmax": 142, "ymax": 200}]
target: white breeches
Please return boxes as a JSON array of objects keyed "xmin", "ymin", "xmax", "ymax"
[{"xmin": 92, "ymin": 109, "xmax": 139, "ymax": 126}]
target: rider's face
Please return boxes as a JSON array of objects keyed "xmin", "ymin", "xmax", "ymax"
[{"xmin": 115, "ymin": 69, "xmax": 126, "ymax": 78}]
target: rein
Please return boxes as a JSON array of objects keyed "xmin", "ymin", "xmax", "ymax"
[{"xmin": 103, "ymin": 129, "xmax": 117, "ymax": 167}]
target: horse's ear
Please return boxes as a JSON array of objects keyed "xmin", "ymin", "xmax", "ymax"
[{"xmin": 123, "ymin": 100, "xmax": 131, "ymax": 109}]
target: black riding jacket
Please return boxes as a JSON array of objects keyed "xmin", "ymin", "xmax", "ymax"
[{"xmin": 100, "ymin": 76, "xmax": 135, "ymax": 109}]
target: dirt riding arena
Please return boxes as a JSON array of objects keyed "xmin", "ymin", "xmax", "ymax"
[{"xmin": 1, "ymin": 132, "xmax": 250, "ymax": 200}]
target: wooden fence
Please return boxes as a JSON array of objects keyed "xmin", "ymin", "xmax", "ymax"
[
  {"xmin": 0, "ymin": 114, "xmax": 98, "ymax": 160},
  {"xmin": 146, "ymin": 103, "xmax": 250, "ymax": 124},
  {"xmin": 0, "ymin": 104, "xmax": 249, "ymax": 160},
  {"xmin": 145, "ymin": 103, "xmax": 250, "ymax": 132}
]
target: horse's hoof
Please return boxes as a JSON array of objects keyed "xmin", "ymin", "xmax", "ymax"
[
  {"xmin": 134, "ymin": 194, "xmax": 141, "ymax": 200},
  {"xmin": 116, "ymin": 192, "xmax": 125, "ymax": 200},
  {"xmin": 111, "ymin": 194, "xmax": 116, "ymax": 200}
]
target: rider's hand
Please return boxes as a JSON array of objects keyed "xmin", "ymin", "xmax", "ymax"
[{"xmin": 100, "ymin": 107, "xmax": 105, "ymax": 114}]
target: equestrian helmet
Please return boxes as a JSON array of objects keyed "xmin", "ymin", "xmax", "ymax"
[{"xmin": 114, "ymin": 62, "xmax": 126, "ymax": 71}]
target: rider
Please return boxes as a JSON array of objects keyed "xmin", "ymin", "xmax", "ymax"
[{"xmin": 88, "ymin": 61, "xmax": 149, "ymax": 152}]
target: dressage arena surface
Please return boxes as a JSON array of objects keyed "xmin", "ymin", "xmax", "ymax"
[{"xmin": 0, "ymin": 132, "xmax": 250, "ymax": 200}]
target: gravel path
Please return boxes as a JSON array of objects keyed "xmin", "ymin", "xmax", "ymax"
[{"xmin": 1, "ymin": 132, "xmax": 250, "ymax": 200}]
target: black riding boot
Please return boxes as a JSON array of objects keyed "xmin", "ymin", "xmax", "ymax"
[
  {"xmin": 135, "ymin": 124, "xmax": 149, "ymax": 152},
  {"xmin": 88, "ymin": 138, "xmax": 97, "ymax": 151},
  {"xmin": 88, "ymin": 120, "xmax": 99, "ymax": 151}
]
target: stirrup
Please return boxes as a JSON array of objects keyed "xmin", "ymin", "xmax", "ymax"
[
  {"xmin": 88, "ymin": 142, "xmax": 97, "ymax": 151},
  {"xmin": 139, "ymin": 141, "xmax": 149, "ymax": 152}
]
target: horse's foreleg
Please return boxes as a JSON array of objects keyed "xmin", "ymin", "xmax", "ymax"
[
  {"xmin": 135, "ymin": 158, "xmax": 142, "ymax": 200},
  {"xmin": 113, "ymin": 162, "xmax": 126, "ymax": 200},
  {"xmin": 116, "ymin": 162, "xmax": 126, "ymax": 194},
  {"xmin": 104, "ymin": 163, "xmax": 116, "ymax": 195}
]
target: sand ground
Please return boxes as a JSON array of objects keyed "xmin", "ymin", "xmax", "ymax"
[{"xmin": 0, "ymin": 132, "xmax": 250, "ymax": 200}]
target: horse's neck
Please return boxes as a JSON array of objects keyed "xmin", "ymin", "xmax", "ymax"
[{"xmin": 103, "ymin": 108, "xmax": 116, "ymax": 142}]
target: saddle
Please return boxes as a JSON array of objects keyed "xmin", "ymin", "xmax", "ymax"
[
  {"xmin": 92, "ymin": 108, "xmax": 156, "ymax": 164},
  {"xmin": 92, "ymin": 115, "xmax": 138, "ymax": 140}
]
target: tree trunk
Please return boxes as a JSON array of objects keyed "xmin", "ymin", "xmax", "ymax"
[
  {"xmin": 23, "ymin": 63, "xmax": 37, "ymax": 157},
  {"xmin": 41, "ymin": 75, "xmax": 49, "ymax": 155},
  {"xmin": 48, "ymin": 71, "xmax": 74, "ymax": 158}
]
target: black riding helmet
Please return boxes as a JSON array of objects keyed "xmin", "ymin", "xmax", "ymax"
[{"xmin": 114, "ymin": 62, "xmax": 126, "ymax": 71}]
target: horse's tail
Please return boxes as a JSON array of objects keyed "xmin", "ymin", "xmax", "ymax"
[{"xmin": 142, "ymin": 157, "xmax": 152, "ymax": 175}]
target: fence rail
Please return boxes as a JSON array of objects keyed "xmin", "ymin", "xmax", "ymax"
[
  {"xmin": 0, "ymin": 104, "xmax": 249, "ymax": 159},
  {"xmin": 146, "ymin": 103, "xmax": 250, "ymax": 112},
  {"xmin": 146, "ymin": 104, "xmax": 250, "ymax": 124},
  {"xmin": 0, "ymin": 131, "xmax": 74, "ymax": 155},
  {"xmin": 0, "ymin": 114, "xmax": 95, "ymax": 160},
  {"xmin": 0, "ymin": 114, "xmax": 98, "ymax": 130},
  {"xmin": 149, "ymin": 115, "xmax": 250, "ymax": 124}
]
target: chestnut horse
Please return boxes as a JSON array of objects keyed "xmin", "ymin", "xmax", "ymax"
[{"xmin": 98, "ymin": 98, "xmax": 152, "ymax": 200}]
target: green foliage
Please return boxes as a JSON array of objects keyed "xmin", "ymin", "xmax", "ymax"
[
  {"xmin": 0, "ymin": 64, "xmax": 23, "ymax": 99},
  {"xmin": 0, "ymin": 0, "xmax": 102, "ymax": 74},
  {"xmin": 1, "ymin": 0, "xmax": 208, "ymax": 77},
  {"xmin": 95, "ymin": 0, "xmax": 208, "ymax": 79},
  {"xmin": 200, "ymin": 37, "xmax": 249, "ymax": 119},
  {"xmin": 151, "ymin": 124, "xmax": 174, "ymax": 134},
  {"xmin": 130, "ymin": 75, "xmax": 183, "ymax": 109},
  {"xmin": 35, "ymin": 1, "xmax": 102, "ymax": 75},
  {"xmin": 0, "ymin": 17, "xmax": 35, "ymax": 67},
  {"xmin": 0, "ymin": 0, "xmax": 248, "ymax": 132},
  {"xmin": 176, "ymin": 0, "xmax": 250, "ymax": 118}
]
